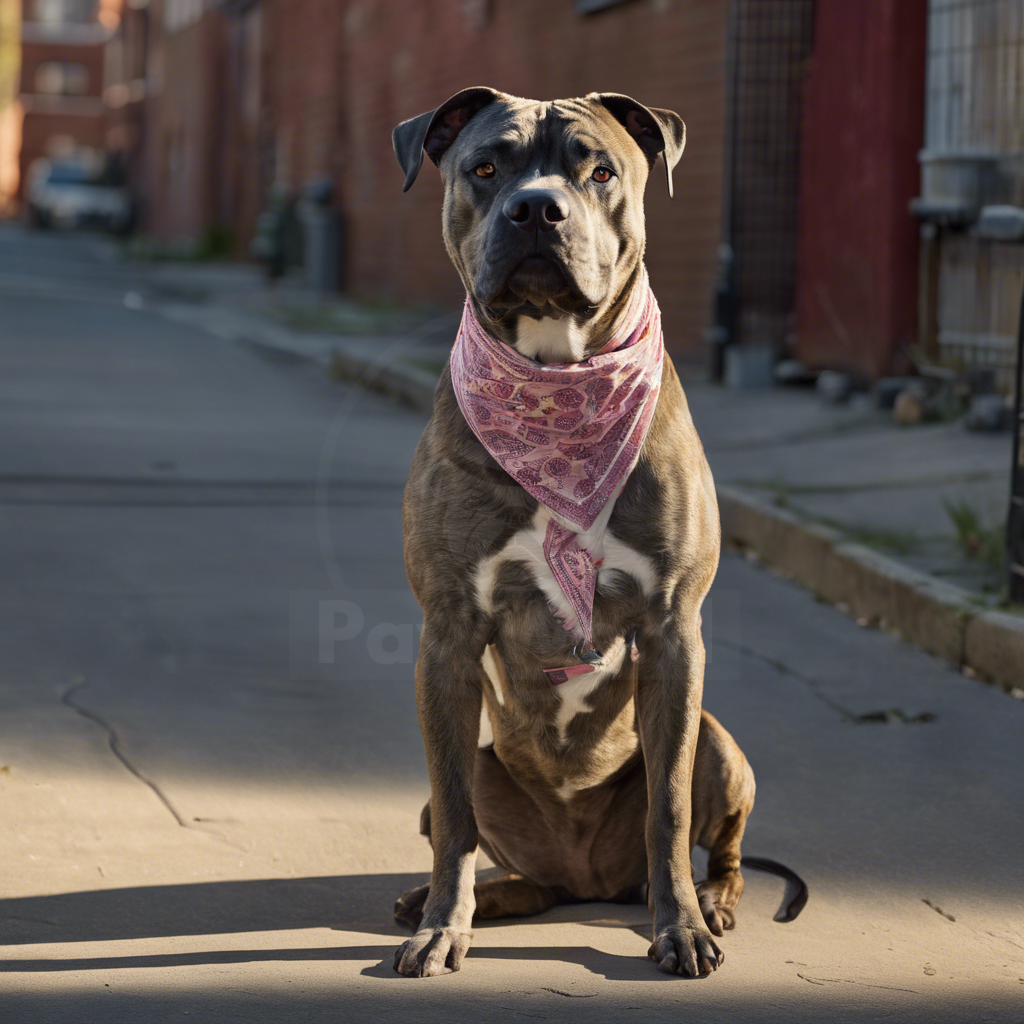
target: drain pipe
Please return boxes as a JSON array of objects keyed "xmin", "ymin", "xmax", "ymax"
[
  {"xmin": 1009, "ymin": 287, "xmax": 1024, "ymax": 602},
  {"xmin": 708, "ymin": 0, "xmax": 740, "ymax": 382}
]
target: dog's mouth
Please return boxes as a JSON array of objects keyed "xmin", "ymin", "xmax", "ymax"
[
  {"xmin": 479, "ymin": 253, "xmax": 590, "ymax": 320},
  {"xmin": 507, "ymin": 254, "xmax": 570, "ymax": 303}
]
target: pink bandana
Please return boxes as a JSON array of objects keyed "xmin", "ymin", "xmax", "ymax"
[{"xmin": 451, "ymin": 275, "xmax": 664, "ymax": 652}]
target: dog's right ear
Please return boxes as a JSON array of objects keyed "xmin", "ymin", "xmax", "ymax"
[{"xmin": 393, "ymin": 86, "xmax": 501, "ymax": 192}]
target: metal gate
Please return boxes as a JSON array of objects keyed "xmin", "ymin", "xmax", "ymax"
[
  {"xmin": 920, "ymin": 0, "xmax": 1024, "ymax": 391},
  {"xmin": 1010, "ymin": 288, "xmax": 1024, "ymax": 600},
  {"xmin": 717, "ymin": 0, "xmax": 815, "ymax": 361}
]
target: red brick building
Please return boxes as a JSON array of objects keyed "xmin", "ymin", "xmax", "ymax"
[
  {"xmin": 102, "ymin": 0, "xmax": 149, "ymax": 190},
  {"xmin": 16, "ymin": 0, "xmax": 119, "ymax": 196},
  {"xmin": 252, "ymin": 0, "xmax": 930, "ymax": 374},
  {"xmin": 45, "ymin": 0, "xmax": 933, "ymax": 380},
  {"xmin": 118, "ymin": 0, "xmax": 266, "ymax": 250},
  {"xmin": 134, "ymin": 0, "xmax": 228, "ymax": 239},
  {"xmin": 133, "ymin": 0, "xmax": 731, "ymax": 361},
  {"xmin": 336, "ymin": 0, "xmax": 731, "ymax": 360}
]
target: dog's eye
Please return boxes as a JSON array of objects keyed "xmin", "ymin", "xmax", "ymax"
[
  {"xmin": 592, "ymin": 166, "xmax": 613, "ymax": 183},
  {"xmin": 474, "ymin": 163, "xmax": 496, "ymax": 178}
]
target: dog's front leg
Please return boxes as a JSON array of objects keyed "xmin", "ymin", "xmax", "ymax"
[
  {"xmin": 393, "ymin": 624, "xmax": 482, "ymax": 977},
  {"xmin": 637, "ymin": 608, "xmax": 724, "ymax": 978}
]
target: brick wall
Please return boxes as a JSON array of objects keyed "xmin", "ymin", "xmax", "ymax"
[
  {"xmin": 263, "ymin": 0, "xmax": 345, "ymax": 192},
  {"xmin": 268, "ymin": 0, "xmax": 729, "ymax": 360},
  {"xmin": 218, "ymin": 2, "xmax": 271, "ymax": 256},
  {"xmin": 19, "ymin": 39, "xmax": 106, "ymax": 99},
  {"xmin": 17, "ymin": 38, "xmax": 107, "ymax": 191},
  {"xmin": 139, "ymin": 1, "xmax": 227, "ymax": 240}
]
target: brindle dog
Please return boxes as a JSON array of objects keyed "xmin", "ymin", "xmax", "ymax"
[{"xmin": 390, "ymin": 88, "xmax": 783, "ymax": 980}]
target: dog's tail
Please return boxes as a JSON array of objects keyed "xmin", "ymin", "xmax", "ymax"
[{"xmin": 741, "ymin": 856, "xmax": 808, "ymax": 922}]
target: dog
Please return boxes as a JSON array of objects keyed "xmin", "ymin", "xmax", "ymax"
[{"xmin": 389, "ymin": 88, "xmax": 801, "ymax": 980}]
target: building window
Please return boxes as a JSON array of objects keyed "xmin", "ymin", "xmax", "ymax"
[
  {"xmin": 575, "ymin": 0, "xmax": 636, "ymax": 13},
  {"xmin": 33, "ymin": 0, "xmax": 98, "ymax": 25},
  {"xmin": 34, "ymin": 61, "xmax": 90, "ymax": 95},
  {"xmin": 164, "ymin": 0, "xmax": 206, "ymax": 34}
]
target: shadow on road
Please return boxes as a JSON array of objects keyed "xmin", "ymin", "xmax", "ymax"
[
  {"xmin": 0, "ymin": 873, "xmax": 425, "ymax": 947},
  {"xmin": 0, "ymin": 942, "xmax": 668, "ymax": 985},
  {"xmin": 0, "ymin": 872, "xmax": 663, "ymax": 982}
]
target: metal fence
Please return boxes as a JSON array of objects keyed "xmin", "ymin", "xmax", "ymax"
[
  {"xmin": 724, "ymin": 0, "xmax": 815, "ymax": 355},
  {"xmin": 921, "ymin": 0, "xmax": 1024, "ymax": 389},
  {"xmin": 1011, "ymin": 287, "xmax": 1024, "ymax": 600}
]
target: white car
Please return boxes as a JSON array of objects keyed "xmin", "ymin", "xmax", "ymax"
[{"xmin": 27, "ymin": 160, "xmax": 133, "ymax": 234}]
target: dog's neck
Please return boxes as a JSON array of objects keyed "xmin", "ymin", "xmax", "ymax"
[
  {"xmin": 470, "ymin": 264, "xmax": 648, "ymax": 365},
  {"xmin": 514, "ymin": 316, "xmax": 588, "ymax": 364}
]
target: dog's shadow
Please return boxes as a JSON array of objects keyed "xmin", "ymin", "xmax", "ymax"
[
  {"xmin": 0, "ymin": 872, "xmax": 663, "ymax": 981},
  {"xmin": 361, "ymin": 945, "xmax": 683, "ymax": 984}
]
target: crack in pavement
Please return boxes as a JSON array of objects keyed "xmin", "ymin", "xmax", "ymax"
[
  {"xmin": 922, "ymin": 898, "xmax": 956, "ymax": 922},
  {"xmin": 60, "ymin": 682, "xmax": 242, "ymax": 849},
  {"xmin": 796, "ymin": 972, "xmax": 918, "ymax": 993},
  {"xmin": 62, "ymin": 682, "xmax": 187, "ymax": 827},
  {"xmin": 714, "ymin": 638, "xmax": 866, "ymax": 722},
  {"xmin": 715, "ymin": 638, "xmax": 935, "ymax": 727}
]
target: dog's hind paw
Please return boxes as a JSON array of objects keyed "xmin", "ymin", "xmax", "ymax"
[
  {"xmin": 698, "ymin": 889, "xmax": 736, "ymax": 936},
  {"xmin": 394, "ymin": 883, "xmax": 429, "ymax": 932}
]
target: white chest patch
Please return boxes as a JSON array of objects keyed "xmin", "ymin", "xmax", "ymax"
[
  {"xmin": 515, "ymin": 316, "xmax": 586, "ymax": 364},
  {"xmin": 474, "ymin": 507, "xmax": 657, "ymax": 627},
  {"xmin": 551, "ymin": 637, "xmax": 628, "ymax": 743},
  {"xmin": 480, "ymin": 645, "xmax": 505, "ymax": 706},
  {"xmin": 474, "ymin": 506, "xmax": 658, "ymax": 744}
]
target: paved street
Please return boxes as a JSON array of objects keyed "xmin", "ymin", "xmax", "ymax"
[{"xmin": 0, "ymin": 225, "xmax": 1022, "ymax": 1023}]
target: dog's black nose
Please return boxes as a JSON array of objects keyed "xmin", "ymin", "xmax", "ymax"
[{"xmin": 502, "ymin": 189, "xmax": 568, "ymax": 233}]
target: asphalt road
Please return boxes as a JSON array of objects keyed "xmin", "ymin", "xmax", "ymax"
[{"xmin": 0, "ymin": 225, "xmax": 1022, "ymax": 1023}]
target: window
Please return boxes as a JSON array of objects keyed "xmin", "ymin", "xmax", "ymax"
[
  {"xmin": 164, "ymin": 0, "xmax": 206, "ymax": 34},
  {"xmin": 33, "ymin": 0, "xmax": 98, "ymax": 25},
  {"xmin": 34, "ymin": 61, "xmax": 90, "ymax": 96},
  {"xmin": 575, "ymin": 0, "xmax": 637, "ymax": 12}
]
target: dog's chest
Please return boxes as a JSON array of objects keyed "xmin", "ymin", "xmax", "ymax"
[
  {"xmin": 474, "ymin": 506, "xmax": 657, "ymax": 742},
  {"xmin": 474, "ymin": 506, "xmax": 657, "ymax": 626}
]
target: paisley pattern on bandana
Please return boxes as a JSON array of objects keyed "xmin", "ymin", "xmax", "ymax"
[
  {"xmin": 450, "ymin": 272, "xmax": 664, "ymax": 647},
  {"xmin": 543, "ymin": 520, "xmax": 601, "ymax": 647}
]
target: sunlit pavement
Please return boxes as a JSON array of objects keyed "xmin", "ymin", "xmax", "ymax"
[{"xmin": 0, "ymin": 225, "xmax": 1021, "ymax": 1022}]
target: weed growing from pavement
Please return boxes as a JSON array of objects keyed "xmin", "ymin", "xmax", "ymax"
[{"xmin": 943, "ymin": 498, "xmax": 1006, "ymax": 572}]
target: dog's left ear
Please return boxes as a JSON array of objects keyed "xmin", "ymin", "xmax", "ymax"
[
  {"xmin": 591, "ymin": 93, "xmax": 686, "ymax": 198},
  {"xmin": 393, "ymin": 86, "xmax": 502, "ymax": 192}
]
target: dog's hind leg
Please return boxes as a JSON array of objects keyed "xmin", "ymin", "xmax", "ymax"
[
  {"xmin": 395, "ymin": 801, "xmax": 560, "ymax": 930},
  {"xmin": 395, "ymin": 874, "xmax": 558, "ymax": 931},
  {"xmin": 690, "ymin": 711, "xmax": 756, "ymax": 937},
  {"xmin": 474, "ymin": 873, "xmax": 559, "ymax": 919}
]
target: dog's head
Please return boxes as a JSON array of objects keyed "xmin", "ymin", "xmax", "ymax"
[{"xmin": 393, "ymin": 89, "xmax": 684, "ymax": 362}]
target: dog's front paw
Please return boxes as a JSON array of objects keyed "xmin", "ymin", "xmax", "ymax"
[
  {"xmin": 648, "ymin": 923, "xmax": 724, "ymax": 978},
  {"xmin": 393, "ymin": 926, "xmax": 473, "ymax": 977}
]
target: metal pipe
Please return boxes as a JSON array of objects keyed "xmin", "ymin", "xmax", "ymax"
[{"xmin": 1008, "ymin": 286, "xmax": 1024, "ymax": 602}]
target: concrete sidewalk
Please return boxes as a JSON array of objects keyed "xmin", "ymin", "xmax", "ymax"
[{"xmin": 133, "ymin": 259, "xmax": 1024, "ymax": 691}]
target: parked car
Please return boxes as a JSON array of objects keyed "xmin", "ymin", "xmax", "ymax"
[{"xmin": 26, "ymin": 159, "xmax": 134, "ymax": 234}]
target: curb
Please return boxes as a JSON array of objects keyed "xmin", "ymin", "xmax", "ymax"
[
  {"xmin": 718, "ymin": 486, "xmax": 1024, "ymax": 693},
  {"xmin": 152, "ymin": 298, "xmax": 441, "ymax": 416},
  {"xmin": 155, "ymin": 295, "xmax": 1022, "ymax": 695},
  {"xmin": 327, "ymin": 347, "xmax": 438, "ymax": 415}
]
